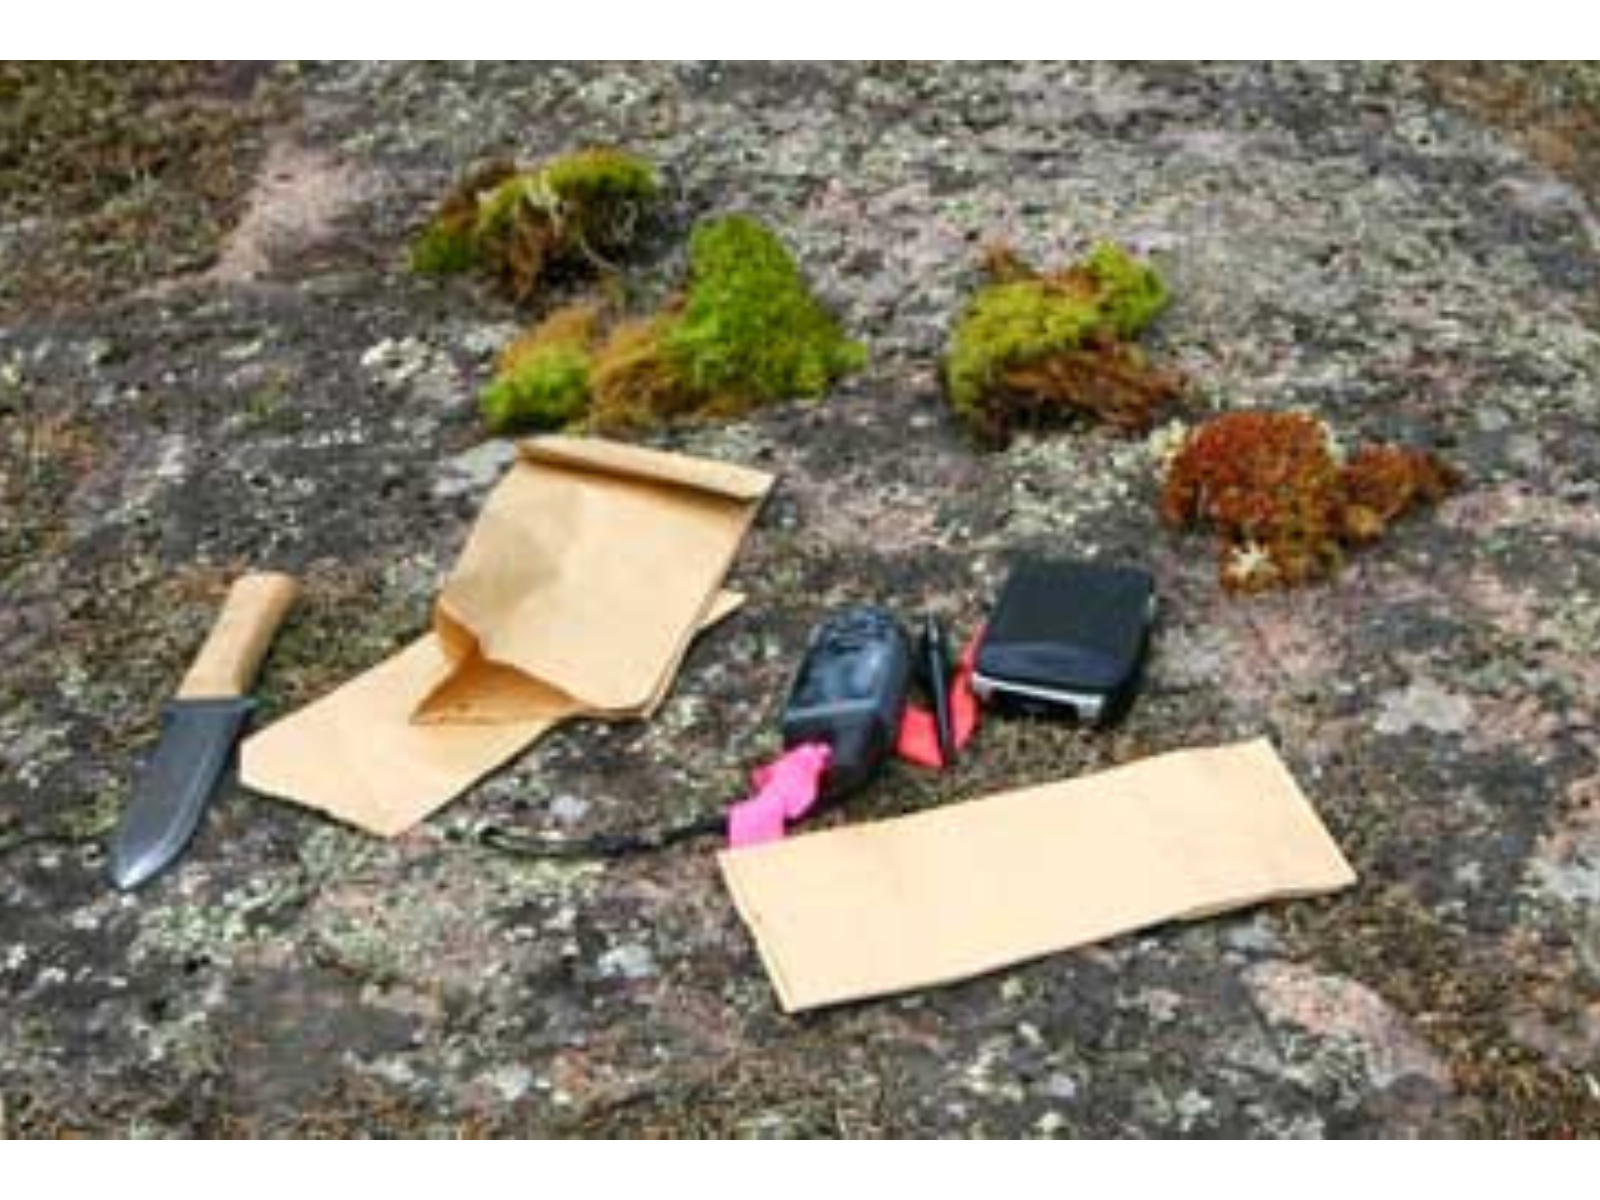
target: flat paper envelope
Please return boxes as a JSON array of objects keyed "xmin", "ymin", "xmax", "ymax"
[
  {"xmin": 242, "ymin": 437, "xmax": 771, "ymax": 836},
  {"xmin": 719, "ymin": 738, "xmax": 1356, "ymax": 1012}
]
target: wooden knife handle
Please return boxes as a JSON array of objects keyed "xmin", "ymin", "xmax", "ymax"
[{"xmin": 177, "ymin": 572, "xmax": 300, "ymax": 699}]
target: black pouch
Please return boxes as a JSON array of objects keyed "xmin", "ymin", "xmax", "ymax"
[{"xmin": 972, "ymin": 558, "xmax": 1156, "ymax": 725}]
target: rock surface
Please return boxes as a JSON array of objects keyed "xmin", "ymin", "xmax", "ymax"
[{"xmin": 4, "ymin": 62, "xmax": 1600, "ymax": 1137}]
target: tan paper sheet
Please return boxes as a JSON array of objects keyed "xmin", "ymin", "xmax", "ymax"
[
  {"xmin": 719, "ymin": 738, "xmax": 1356, "ymax": 1012},
  {"xmin": 242, "ymin": 437, "xmax": 772, "ymax": 836}
]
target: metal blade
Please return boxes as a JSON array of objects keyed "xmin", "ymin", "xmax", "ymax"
[{"xmin": 109, "ymin": 697, "xmax": 254, "ymax": 891}]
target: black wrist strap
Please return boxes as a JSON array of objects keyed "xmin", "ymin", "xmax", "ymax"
[{"xmin": 471, "ymin": 812, "xmax": 723, "ymax": 861}]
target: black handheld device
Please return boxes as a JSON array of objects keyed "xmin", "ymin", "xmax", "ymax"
[
  {"xmin": 972, "ymin": 558, "xmax": 1156, "ymax": 725},
  {"xmin": 781, "ymin": 605, "xmax": 912, "ymax": 801}
]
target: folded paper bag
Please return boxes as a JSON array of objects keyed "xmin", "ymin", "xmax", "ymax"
[
  {"xmin": 718, "ymin": 738, "xmax": 1356, "ymax": 1012},
  {"xmin": 242, "ymin": 437, "xmax": 772, "ymax": 837}
]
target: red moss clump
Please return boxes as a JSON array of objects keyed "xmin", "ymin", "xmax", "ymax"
[
  {"xmin": 1160, "ymin": 411, "xmax": 1461, "ymax": 592},
  {"xmin": 1339, "ymin": 445, "xmax": 1461, "ymax": 543}
]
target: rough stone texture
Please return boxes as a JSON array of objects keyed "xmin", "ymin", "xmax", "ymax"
[{"xmin": 4, "ymin": 62, "xmax": 1600, "ymax": 1137}]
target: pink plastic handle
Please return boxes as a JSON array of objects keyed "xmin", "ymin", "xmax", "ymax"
[{"xmin": 727, "ymin": 742, "xmax": 832, "ymax": 849}]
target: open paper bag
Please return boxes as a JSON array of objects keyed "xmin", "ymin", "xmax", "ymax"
[{"xmin": 242, "ymin": 437, "xmax": 773, "ymax": 836}]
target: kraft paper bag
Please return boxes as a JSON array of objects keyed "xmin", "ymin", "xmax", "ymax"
[
  {"xmin": 242, "ymin": 437, "xmax": 772, "ymax": 836},
  {"xmin": 719, "ymin": 738, "xmax": 1356, "ymax": 1012}
]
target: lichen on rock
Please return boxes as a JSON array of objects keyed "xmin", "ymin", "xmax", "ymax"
[
  {"xmin": 943, "ymin": 241, "xmax": 1184, "ymax": 446},
  {"xmin": 1159, "ymin": 410, "xmax": 1461, "ymax": 592},
  {"xmin": 410, "ymin": 148, "xmax": 659, "ymax": 302}
]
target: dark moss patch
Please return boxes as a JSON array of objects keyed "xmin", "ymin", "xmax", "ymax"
[
  {"xmin": 0, "ymin": 63, "xmax": 282, "ymax": 318},
  {"xmin": 1283, "ymin": 886, "xmax": 1600, "ymax": 1138},
  {"xmin": 0, "ymin": 403, "xmax": 99, "ymax": 580},
  {"xmin": 410, "ymin": 149, "xmax": 659, "ymax": 304},
  {"xmin": 546, "ymin": 1038, "xmax": 896, "ymax": 1138},
  {"xmin": 1426, "ymin": 63, "xmax": 1600, "ymax": 210}
]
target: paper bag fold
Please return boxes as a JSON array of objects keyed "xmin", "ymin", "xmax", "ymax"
[{"xmin": 718, "ymin": 738, "xmax": 1356, "ymax": 1012}]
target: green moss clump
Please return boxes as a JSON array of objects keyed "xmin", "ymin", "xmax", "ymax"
[
  {"xmin": 539, "ymin": 148, "xmax": 659, "ymax": 237},
  {"xmin": 480, "ymin": 345, "xmax": 593, "ymax": 433},
  {"xmin": 477, "ymin": 304, "xmax": 600, "ymax": 433},
  {"xmin": 1080, "ymin": 242, "xmax": 1170, "ymax": 337},
  {"xmin": 474, "ymin": 216, "xmax": 864, "ymax": 435},
  {"xmin": 943, "ymin": 241, "xmax": 1175, "ymax": 443},
  {"xmin": 411, "ymin": 149, "xmax": 658, "ymax": 302},
  {"xmin": 410, "ymin": 219, "xmax": 481, "ymax": 276},
  {"xmin": 660, "ymin": 215, "xmax": 866, "ymax": 403}
]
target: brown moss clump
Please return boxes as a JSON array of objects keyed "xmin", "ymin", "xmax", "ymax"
[
  {"xmin": 1339, "ymin": 444, "xmax": 1462, "ymax": 543},
  {"xmin": 411, "ymin": 148, "xmax": 659, "ymax": 303},
  {"xmin": 999, "ymin": 340, "xmax": 1186, "ymax": 435},
  {"xmin": 1160, "ymin": 411, "xmax": 1461, "ymax": 593},
  {"xmin": 586, "ymin": 315, "xmax": 694, "ymax": 431},
  {"xmin": 943, "ymin": 241, "xmax": 1185, "ymax": 447},
  {"xmin": 498, "ymin": 303, "xmax": 603, "ymax": 373}
]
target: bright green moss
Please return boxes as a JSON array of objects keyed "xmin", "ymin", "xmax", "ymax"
[
  {"xmin": 945, "ymin": 280, "xmax": 1099, "ymax": 415},
  {"xmin": 661, "ymin": 215, "xmax": 866, "ymax": 402},
  {"xmin": 479, "ymin": 345, "xmax": 593, "ymax": 433},
  {"xmin": 1082, "ymin": 241, "xmax": 1169, "ymax": 337},
  {"xmin": 943, "ymin": 241, "xmax": 1169, "ymax": 416}
]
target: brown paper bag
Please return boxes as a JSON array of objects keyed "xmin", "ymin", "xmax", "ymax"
[
  {"xmin": 719, "ymin": 738, "xmax": 1356, "ymax": 1012},
  {"xmin": 241, "ymin": 437, "xmax": 772, "ymax": 836}
]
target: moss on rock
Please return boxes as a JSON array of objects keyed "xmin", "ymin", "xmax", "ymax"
[
  {"xmin": 0, "ymin": 63, "xmax": 279, "ymax": 317},
  {"xmin": 475, "ymin": 215, "xmax": 864, "ymax": 434},
  {"xmin": 588, "ymin": 316, "xmax": 694, "ymax": 431},
  {"xmin": 478, "ymin": 304, "xmax": 601, "ymax": 433},
  {"xmin": 411, "ymin": 149, "xmax": 658, "ymax": 303},
  {"xmin": 944, "ymin": 241, "xmax": 1180, "ymax": 446},
  {"xmin": 660, "ymin": 214, "xmax": 866, "ymax": 403},
  {"xmin": 1159, "ymin": 410, "xmax": 1461, "ymax": 593},
  {"xmin": 479, "ymin": 347, "xmax": 591, "ymax": 433}
]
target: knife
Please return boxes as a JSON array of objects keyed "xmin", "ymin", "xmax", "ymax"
[{"xmin": 109, "ymin": 571, "xmax": 299, "ymax": 891}]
